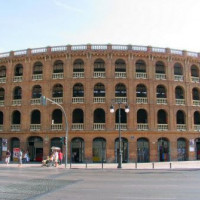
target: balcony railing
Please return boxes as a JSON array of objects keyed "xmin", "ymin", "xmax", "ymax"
[
  {"xmin": 115, "ymin": 123, "xmax": 127, "ymax": 130},
  {"xmin": 174, "ymin": 75, "xmax": 183, "ymax": 81},
  {"xmin": 72, "ymin": 97, "xmax": 84, "ymax": 103},
  {"xmin": 93, "ymin": 123, "xmax": 105, "ymax": 130},
  {"xmin": 0, "ymin": 125, "xmax": 3, "ymax": 131},
  {"xmin": 194, "ymin": 125, "xmax": 200, "ymax": 131},
  {"xmin": 176, "ymin": 99, "xmax": 185, "ymax": 105},
  {"xmin": 72, "ymin": 123, "xmax": 84, "ymax": 130},
  {"xmin": 136, "ymin": 72, "xmax": 147, "ymax": 79},
  {"xmin": 12, "ymin": 99, "xmax": 22, "ymax": 106},
  {"xmin": 32, "ymin": 74, "xmax": 43, "ymax": 81},
  {"xmin": 191, "ymin": 76, "xmax": 200, "ymax": 83},
  {"xmin": 13, "ymin": 76, "xmax": 23, "ymax": 82},
  {"xmin": 73, "ymin": 72, "xmax": 84, "ymax": 78},
  {"xmin": 52, "ymin": 73, "xmax": 64, "ymax": 79},
  {"xmin": 193, "ymin": 100, "xmax": 200, "ymax": 106},
  {"xmin": 93, "ymin": 72, "xmax": 106, "ymax": 78},
  {"xmin": 31, "ymin": 98, "xmax": 41, "ymax": 105},
  {"xmin": 136, "ymin": 97, "xmax": 148, "ymax": 104},
  {"xmin": 52, "ymin": 97, "xmax": 63, "ymax": 104},
  {"xmin": 155, "ymin": 73, "xmax": 166, "ymax": 80},
  {"xmin": 93, "ymin": 97, "xmax": 105, "ymax": 103},
  {"xmin": 115, "ymin": 72, "xmax": 126, "ymax": 78},
  {"xmin": 11, "ymin": 124, "xmax": 20, "ymax": 131},
  {"xmin": 137, "ymin": 123, "xmax": 149, "ymax": 131},
  {"xmin": 115, "ymin": 97, "xmax": 127, "ymax": 103},
  {"xmin": 0, "ymin": 77, "xmax": 6, "ymax": 83},
  {"xmin": 157, "ymin": 98, "xmax": 167, "ymax": 104},
  {"xmin": 177, "ymin": 124, "xmax": 186, "ymax": 131},
  {"xmin": 157, "ymin": 124, "xmax": 168, "ymax": 131},
  {"xmin": 30, "ymin": 124, "xmax": 41, "ymax": 131},
  {"xmin": 51, "ymin": 124, "xmax": 63, "ymax": 131},
  {"xmin": 0, "ymin": 100, "xmax": 4, "ymax": 106}
]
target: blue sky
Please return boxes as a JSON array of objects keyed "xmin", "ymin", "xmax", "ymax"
[{"xmin": 1, "ymin": 0, "xmax": 200, "ymax": 53}]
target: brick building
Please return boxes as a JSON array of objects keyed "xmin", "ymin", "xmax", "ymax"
[{"xmin": 0, "ymin": 44, "xmax": 200, "ymax": 163}]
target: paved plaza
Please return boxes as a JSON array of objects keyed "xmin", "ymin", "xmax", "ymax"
[{"xmin": 0, "ymin": 162, "xmax": 200, "ymax": 200}]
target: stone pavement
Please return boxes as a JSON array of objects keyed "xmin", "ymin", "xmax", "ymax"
[{"xmin": 1, "ymin": 160, "xmax": 200, "ymax": 170}]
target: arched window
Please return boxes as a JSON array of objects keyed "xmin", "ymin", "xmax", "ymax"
[
  {"xmin": 192, "ymin": 88, "xmax": 200, "ymax": 100},
  {"xmin": 72, "ymin": 109, "xmax": 84, "ymax": 123},
  {"xmin": 0, "ymin": 111, "xmax": 3, "ymax": 124},
  {"xmin": 33, "ymin": 62, "xmax": 43, "ymax": 74},
  {"xmin": 73, "ymin": 83, "xmax": 84, "ymax": 97},
  {"xmin": 94, "ymin": 59, "xmax": 105, "ymax": 72},
  {"xmin": 31, "ymin": 110, "xmax": 41, "ymax": 124},
  {"xmin": 115, "ymin": 59, "xmax": 126, "ymax": 72},
  {"xmin": 175, "ymin": 86, "xmax": 184, "ymax": 99},
  {"xmin": 93, "ymin": 137, "xmax": 106, "ymax": 163},
  {"xmin": 155, "ymin": 61, "xmax": 165, "ymax": 74},
  {"xmin": 52, "ymin": 84, "xmax": 63, "ymax": 97},
  {"xmin": 53, "ymin": 60, "xmax": 63, "ymax": 73},
  {"xmin": 191, "ymin": 65, "xmax": 199, "ymax": 77},
  {"xmin": 13, "ymin": 86, "xmax": 22, "ymax": 99},
  {"xmin": 174, "ymin": 63, "xmax": 183, "ymax": 75},
  {"xmin": 73, "ymin": 59, "xmax": 84, "ymax": 72},
  {"xmin": 136, "ymin": 84, "xmax": 147, "ymax": 97},
  {"xmin": 157, "ymin": 109, "xmax": 167, "ymax": 124},
  {"xmin": 52, "ymin": 109, "xmax": 62, "ymax": 124},
  {"xmin": 176, "ymin": 110, "xmax": 185, "ymax": 124},
  {"xmin": 94, "ymin": 108, "xmax": 105, "ymax": 123},
  {"xmin": 177, "ymin": 138, "xmax": 187, "ymax": 161},
  {"xmin": 12, "ymin": 110, "xmax": 21, "ymax": 124},
  {"xmin": 137, "ymin": 138, "xmax": 149, "ymax": 162},
  {"xmin": 0, "ymin": 66, "xmax": 6, "ymax": 78},
  {"xmin": 115, "ymin": 109, "xmax": 127, "ymax": 123},
  {"xmin": 94, "ymin": 83, "xmax": 105, "ymax": 97},
  {"xmin": 32, "ymin": 85, "xmax": 42, "ymax": 98},
  {"xmin": 0, "ymin": 88, "xmax": 5, "ymax": 100},
  {"xmin": 137, "ymin": 109, "xmax": 148, "ymax": 123},
  {"xmin": 14, "ymin": 64, "xmax": 23, "ymax": 76},
  {"xmin": 157, "ymin": 85, "xmax": 166, "ymax": 98},
  {"xmin": 194, "ymin": 111, "xmax": 200, "ymax": 124},
  {"xmin": 115, "ymin": 83, "xmax": 126, "ymax": 97},
  {"xmin": 136, "ymin": 60, "xmax": 146, "ymax": 73}
]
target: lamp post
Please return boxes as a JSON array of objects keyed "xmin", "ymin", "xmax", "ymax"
[
  {"xmin": 41, "ymin": 96, "xmax": 68, "ymax": 169},
  {"xmin": 110, "ymin": 100, "xmax": 129, "ymax": 168}
]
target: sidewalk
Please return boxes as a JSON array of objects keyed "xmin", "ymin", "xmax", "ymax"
[{"xmin": 1, "ymin": 160, "xmax": 200, "ymax": 170}]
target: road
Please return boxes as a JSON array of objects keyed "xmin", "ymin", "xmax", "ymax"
[{"xmin": 0, "ymin": 167, "xmax": 199, "ymax": 200}]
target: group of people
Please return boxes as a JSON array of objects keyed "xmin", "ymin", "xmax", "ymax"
[
  {"xmin": 5, "ymin": 149, "xmax": 30, "ymax": 167},
  {"xmin": 42, "ymin": 150, "xmax": 63, "ymax": 167}
]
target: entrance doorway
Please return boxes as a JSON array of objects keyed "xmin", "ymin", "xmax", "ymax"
[
  {"xmin": 27, "ymin": 136, "xmax": 43, "ymax": 162},
  {"xmin": 10, "ymin": 137, "xmax": 20, "ymax": 161},
  {"xmin": 115, "ymin": 138, "xmax": 128, "ymax": 163},
  {"xmin": 93, "ymin": 138, "xmax": 106, "ymax": 163},
  {"xmin": 196, "ymin": 138, "xmax": 200, "ymax": 160},
  {"xmin": 50, "ymin": 137, "xmax": 62, "ymax": 153},
  {"xmin": 71, "ymin": 137, "xmax": 84, "ymax": 163},
  {"xmin": 158, "ymin": 138, "xmax": 170, "ymax": 162},
  {"xmin": 177, "ymin": 138, "xmax": 187, "ymax": 161},
  {"xmin": 137, "ymin": 138, "xmax": 149, "ymax": 163}
]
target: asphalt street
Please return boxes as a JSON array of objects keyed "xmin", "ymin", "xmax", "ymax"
[{"xmin": 0, "ymin": 167, "xmax": 200, "ymax": 200}]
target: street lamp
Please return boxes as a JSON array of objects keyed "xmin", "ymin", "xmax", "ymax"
[
  {"xmin": 40, "ymin": 96, "xmax": 68, "ymax": 169},
  {"xmin": 110, "ymin": 100, "xmax": 129, "ymax": 168}
]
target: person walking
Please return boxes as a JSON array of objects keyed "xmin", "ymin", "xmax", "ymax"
[
  {"xmin": 54, "ymin": 151, "xmax": 58, "ymax": 167},
  {"xmin": 5, "ymin": 150, "xmax": 11, "ymax": 165},
  {"xmin": 18, "ymin": 149, "xmax": 23, "ymax": 167},
  {"xmin": 58, "ymin": 151, "xmax": 63, "ymax": 165}
]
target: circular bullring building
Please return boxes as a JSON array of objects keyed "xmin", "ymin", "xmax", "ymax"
[{"xmin": 0, "ymin": 44, "xmax": 200, "ymax": 163}]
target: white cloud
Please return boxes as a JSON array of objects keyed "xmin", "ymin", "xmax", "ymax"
[{"xmin": 53, "ymin": 0, "xmax": 83, "ymax": 13}]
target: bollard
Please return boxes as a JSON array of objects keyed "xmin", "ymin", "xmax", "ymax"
[
  {"xmin": 70, "ymin": 162, "xmax": 72, "ymax": 169},
  {"xmin": 135, "ymin": 162, "xmax": 137, "ymax": 169},
  {"xmin": 170, "ymin": 162, "xmax": 172, "ymax": 169},
  {"xmin": 86, "ymin": 162, "xmax": 87, "ymax": 169},
  {"xmin": 152, "ymin": 162, "xmax": 154, "ymax": 169},
  {"xmin": 102, "ymin": 161, "xmax": 104, "ymax": 169}
]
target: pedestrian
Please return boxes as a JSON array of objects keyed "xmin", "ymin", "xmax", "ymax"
[
  {"xmin": 58, "ymin": 151, "xmax": 63, "ymax": 165},
  {"xmin": 18, "ymin": 149, "xmax": 23, "ymax": 167},
  {"xmin": 54, "ymin": 151, "xmax": 58, "ymax": 167},
  {"xmin": 5, "ymin": 150, "xmax": 11, "ymax": 165}
]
